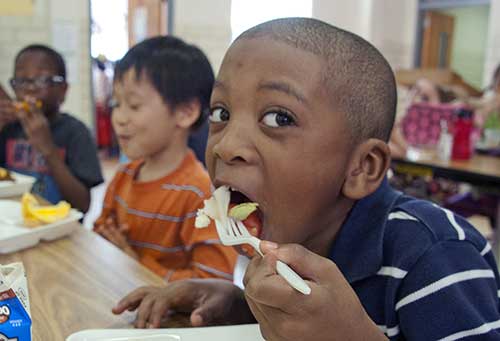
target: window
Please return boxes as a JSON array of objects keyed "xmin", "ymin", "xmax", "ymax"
[
  {"xmin": 91, "ymin": 0, "xmax": 129, "ymax": 61},
  {"xmin": 231, "ymin": 0, "xmax": 312, "ymax": 40}
]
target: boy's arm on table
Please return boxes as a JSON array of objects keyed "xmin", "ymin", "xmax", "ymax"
[
  {"xmin": 245, "ymin": 242, "xmax": 387, "ymax": 341},
  {"xmin": 93, "ymin": 176, "xmax": 135, "ymax": 256},
  {"xmin": 110, "ymin": 195, "xmax": 247, "ymax": 329},
  {"xmin": 112, "ymin": 278, "xmax": 254, "ymax": 329},
  {"xmin": 396, "ymin": 240, "xmax": 500, "ymax": 341},
  {"xmin": 59, "ymin": 121, "xmax": 104, "ymax": 212}
]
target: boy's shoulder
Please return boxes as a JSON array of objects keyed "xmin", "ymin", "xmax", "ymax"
[
  {"xmin": 170, "ymin": 150, "xmax": 211, "ymax": 198},
  {"xmin": 382, "ymin": 194, "xmax": 489, "ymax": 270},
  {"xmin": 112, "ymin": 153, "xmax": 211, "ymax": 201},
  {"xmin": 51, "ymin": 113, "xmax": 94, "ymax": 143},
  {"xmin": 116, "ymin": 160, "xmax": 142, "ymax": 177},
  {"xmin": 332, "ymin": 180, "xmax": 491, "ymax": 284}
]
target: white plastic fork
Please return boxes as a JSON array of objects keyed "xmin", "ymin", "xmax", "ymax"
[{"xmin": 215, "ymin": 218, "xmax": 311, "ymax": 295}]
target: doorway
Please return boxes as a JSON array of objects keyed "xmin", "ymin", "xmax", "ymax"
[
  {"xmin": 420, "ymin": 11, "xmax": 455, "ymax": 68},
  {"xmin": 415, "ymin": 0, "xmax": 490, "ymax": 90}
]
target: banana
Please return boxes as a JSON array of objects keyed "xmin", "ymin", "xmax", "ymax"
[{"xmin": 21, "ymin": 193, "xmax": 71, "ymax": 227}]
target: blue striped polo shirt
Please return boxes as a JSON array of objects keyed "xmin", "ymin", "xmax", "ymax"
[{"xmin": 330, "ymin": 179, "xmax": 500, "ymax": 340}]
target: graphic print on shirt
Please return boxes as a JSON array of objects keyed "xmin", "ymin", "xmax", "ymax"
[{"xmin": 6, "ymin": 138, "xmax": 65, "ymax": 203}]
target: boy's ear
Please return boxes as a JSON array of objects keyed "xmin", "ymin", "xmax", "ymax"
[
  {"xmin": 342, "ymin": 139, "xmax": 391, "ymax": 200},
  {"xmin": 174, "ymin": 99, "xmax": 201, "ymax": 129}
]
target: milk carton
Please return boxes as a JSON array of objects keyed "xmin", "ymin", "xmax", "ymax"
[{"xmin": 0, "ymin": 263, "xmax": 31, "ymax": 341}]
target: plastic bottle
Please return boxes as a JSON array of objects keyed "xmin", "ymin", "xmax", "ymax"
[
  {"xmin": 438, "ymin": 120, "xmax": 453, "ymax": 162},
  {"xmin": 452, "ymin": 108, "xmax": 474, "ymax": 160}
]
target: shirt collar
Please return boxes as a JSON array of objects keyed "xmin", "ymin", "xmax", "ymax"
[{"xmin": 328, "ymin": 179, "xmax": 402, "ymax": 283}]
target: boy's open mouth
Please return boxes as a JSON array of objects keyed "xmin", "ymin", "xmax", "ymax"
[{"xmin": 229, "ymin": 188, "xmax": 263, "ymax": 239}]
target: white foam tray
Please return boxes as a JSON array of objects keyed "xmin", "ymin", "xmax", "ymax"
[
  {"xmin": 0, "ymin": 172, "xmax": 36, "ymax": 198},
  {"xmin": 0, "ymin": 200, "xmax": 83, "ymax": 254},
  {"xmin": 67, "ymin": 324, "xmax": 264, "ymax": 341}
]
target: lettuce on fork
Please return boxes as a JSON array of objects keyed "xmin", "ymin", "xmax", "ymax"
[
  {"xmin": 195, "ymin": 186, "xmax": 230, "ymax": 228},
  {"xmin": 228, "ymin": 203, "xmax": 259, "ymax": 220}
]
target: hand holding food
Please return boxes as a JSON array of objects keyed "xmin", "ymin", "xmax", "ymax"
[
  {"xmin": 244, "ymin": 243, "xmax": 385, "ymax": 341},
  {"xmin": 14, "ymin": 98, "xmax": 56, "ymax": 157}
]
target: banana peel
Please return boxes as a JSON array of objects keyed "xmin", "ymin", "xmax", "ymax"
[{"xmin": 21, "ymin": 193, "xmax": 71, "ymax": 227}]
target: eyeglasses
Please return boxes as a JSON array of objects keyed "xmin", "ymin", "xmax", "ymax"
[{"xmin": 9, "ymin": 75, "xmax": 65, "ymax": 90}]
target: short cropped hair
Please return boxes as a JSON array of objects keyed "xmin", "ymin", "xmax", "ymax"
[
  {"xmin": 15, "ymin": 44, "xmax": 66, "ymax": 80},
  {"xmin": 114, "ymin": 36, "xmax": 214, "ymax": 130},
  {"xmin": 236, "ymin": 18, "xmax": 397, "ymax": 142}
]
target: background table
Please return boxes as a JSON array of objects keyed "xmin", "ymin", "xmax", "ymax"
[
  {"xmin": 0, "ymin": 227, "xmax": 166, "ymax": 340},
  {"xmin": 392, "ymin": 148, "xmax": 500, "ymax": 258},
  {"xmin": 392, "ymin": 148, "xmax": 500, "ymax": 188}
]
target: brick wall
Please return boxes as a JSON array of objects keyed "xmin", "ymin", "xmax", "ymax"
[{"xmin": 0, "ymin": 0, "xmax": 93, "ymax": 128}]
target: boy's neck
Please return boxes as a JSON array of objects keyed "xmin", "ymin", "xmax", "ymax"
[
  {"xmin": 306, "ymin": 196, "xmax": 355, "ymax": 257},
  {"xmin": 137, "ymin": 134, "xmax": 189, "ymax": 182}
]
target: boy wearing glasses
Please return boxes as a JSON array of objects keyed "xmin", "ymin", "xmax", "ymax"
[{"xmin": 0, "ymin": 44, "xmax": 103, "ymax": 212}]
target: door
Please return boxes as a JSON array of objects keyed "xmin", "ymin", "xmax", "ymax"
[
  {"xmin": 128, "ymin": 0, "xmax": 169, "ymax": 47},
  {"xmin": 420, "ymin": 11, "xmax": 455, "ymax": 68}
]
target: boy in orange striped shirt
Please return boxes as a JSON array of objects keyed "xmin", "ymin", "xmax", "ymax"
[{"xmin": 94, "ymin": 36, "xmax": 237, "ymax": 282}]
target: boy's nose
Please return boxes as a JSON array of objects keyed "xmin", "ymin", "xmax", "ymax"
[
  {"xmin": 111, "ymin": 108, "xmax": 129, "ymax": 126},
  {"xmin": 212, "ymin": 124, "xmax": 255, "ymax": 165}
]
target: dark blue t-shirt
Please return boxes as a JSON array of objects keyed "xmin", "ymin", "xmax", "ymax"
[
  {"xmin": 0, "ymin": 113, "xmax": 103, "ymax": 203},
  {"xmin": 331, "ymin": 180, "xmax": 500, "ymax": 340}
]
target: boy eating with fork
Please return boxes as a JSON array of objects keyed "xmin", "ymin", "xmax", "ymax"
[{"xmin": 113, "ymin": 18, "xmax": 500, "ymax": 340}]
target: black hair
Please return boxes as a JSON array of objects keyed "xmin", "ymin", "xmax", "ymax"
[
  {"xmin": 114, "ymin": 36, "xmax": 214, "ymax": 130},
  {"xmin": 15, "ymin": 44, "xmax": 66, "ymax": 79},
  {"xmin": 236, "ymin": 17, "xmax": 397, "ymax": 142}
]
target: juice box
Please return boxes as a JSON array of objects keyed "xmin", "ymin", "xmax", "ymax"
[{"xmin": 0, "ymin": 263, "xmax": 31, "ymax": 341}]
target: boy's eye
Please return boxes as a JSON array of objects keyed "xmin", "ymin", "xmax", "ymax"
[
  {"xmin": 209, "ymin": 107, "xmax": 230, "ymax": 123},
  {"xmin": 261, "ymin": 110, "xmax": 295, "ymax": 128}
]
